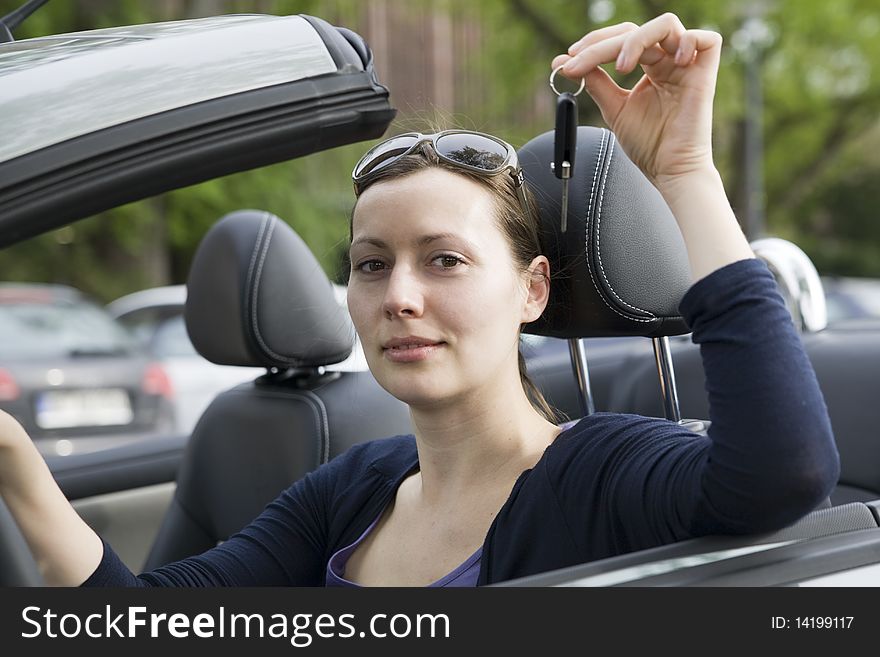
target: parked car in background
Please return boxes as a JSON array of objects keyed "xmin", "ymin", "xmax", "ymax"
[
  {"xmin": 822, "ymin": 276, "xmax": 880, "ymax": 326},
  {"xmin": 1, "ymin": 10, "xmax": 879, "ymax": 593},
  {"xmin": 106, "ymin": 285, "xmax": 263, "ymax": 435},
  {"xmin": 0, "ymin": 283, "xmax": 173, "ymax": 456}
]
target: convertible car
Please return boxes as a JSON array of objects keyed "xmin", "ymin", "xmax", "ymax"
[{"xmin": 1, "ymin": 8, "xmax": 879, "ymax": 588}]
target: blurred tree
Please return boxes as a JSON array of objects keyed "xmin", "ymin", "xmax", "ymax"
[
  {"xmin": 2, "ymin": 0, "xmax": 880, "ymax": 304},
  {"xmin": 759, "ymin": 0, "xmax": 880, "ymax": 276},
  {"xmin": 0, "ymin": 0, "xmax": 365, "ymax": 299},
  {"xmin": 471, "ymin": 0, "xmax": 880, "ymax": 276}
]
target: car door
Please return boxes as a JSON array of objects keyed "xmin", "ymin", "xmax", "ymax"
[{"xmin": 0, "ymin": 13, "xmax": 395, "ymax": 585}]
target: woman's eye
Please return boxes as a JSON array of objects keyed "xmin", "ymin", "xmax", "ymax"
[
  {"xmin": 431, "ymin": 254, "xmax": 464, "ymax": 269},
  {"xmin": 356, "ymin": 260, "xmax": 387, "ymax": 273}
]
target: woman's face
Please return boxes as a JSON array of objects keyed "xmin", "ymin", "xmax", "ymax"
[{"xmin": 347, "ymin": 167, "xmax": 546, "ymax": 409}]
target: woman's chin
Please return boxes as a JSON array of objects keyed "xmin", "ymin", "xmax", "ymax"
[
  {"xmin": 373, "ymin": 376, "xmax": 458, "ymax": 409},
  {"xmin": 387, "ymin": 387, "xmax": 450, "ymax": 409}
]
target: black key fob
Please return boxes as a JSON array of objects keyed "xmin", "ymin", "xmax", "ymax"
[{"xmin": 554, "ymin": 91, "xmax": 578, "ymax": 180}]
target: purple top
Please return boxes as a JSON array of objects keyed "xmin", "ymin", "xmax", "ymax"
[{"xmin": 325, "ymin": 506, "xmax": 482, "ymax": 587}]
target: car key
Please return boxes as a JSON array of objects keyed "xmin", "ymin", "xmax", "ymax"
[{"xmin": 553, "ymin": 90, "xmax": 578, "ymax": 233}]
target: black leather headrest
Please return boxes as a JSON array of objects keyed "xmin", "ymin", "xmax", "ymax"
[
  {"xmin": 185, "ymin": 210, "xmax": 355, "ymax": 369},
  {"xmin": 520, "ymin": 127, "xmax": 692, "ymax": 338}
]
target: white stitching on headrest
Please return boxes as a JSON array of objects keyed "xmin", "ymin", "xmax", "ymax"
[
  {"xmin": 594, "ymin": 135, "xmax": 654, "ymax": 319},
  {"xmin": 245, "ymin": 211, "xmax": 270, "ymax": 337},
  {"xmin": 248, "ymin": 214, "xmax": 300, "ymax": 364},
  {"xmin": 583, "ymin": 129, "xmax": 605, "ymax": 300},
  {"xmin": 584, "ymin": 131, "xmax": 652, "ymax": 323}
]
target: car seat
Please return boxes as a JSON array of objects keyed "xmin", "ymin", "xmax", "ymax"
[
  {"xmin": 518, "ymin": 126, "xmax": 696, "ymax": 427},
  {"xmin": 143, "ymin": 210, "xmax": 412, "ymax": 570},
  {"xmin": 518, "ymin": 127, "xmax": 854, "ymax": 510}
]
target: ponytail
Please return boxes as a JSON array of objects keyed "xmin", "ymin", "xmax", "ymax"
[{"xmin": 518, "ymin": 349, "xmax": 564, "ymax": 424}]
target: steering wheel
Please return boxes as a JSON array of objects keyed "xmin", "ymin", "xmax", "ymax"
[{"xmin": 0, "ymin": 499, "xmax": 43, "ymax": 586}]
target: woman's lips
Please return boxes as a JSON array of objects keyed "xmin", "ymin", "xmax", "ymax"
[{"xmin": 382, "ymin": 341, "xmax": 445, "ymax": 363}]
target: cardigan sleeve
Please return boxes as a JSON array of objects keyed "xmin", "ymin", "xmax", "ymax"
[
  {"xmin": 80, "ymin": 441, "xmax": 351, "ymax": 587},
  {"xmin": 678, "ymin": 258, "xmax": 840, "ymax": 534},
  {"xmin": 547, "ymin": 258, "xmax": 840, "ymax": 557},
  {"xmin": 80, "ymin": 436, "xmax": 415, "ymax": 587}
]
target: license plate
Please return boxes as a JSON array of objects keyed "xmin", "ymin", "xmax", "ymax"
[{"xmin": 35, "ymin": 389, "xmax": 134, "ymax": 429}]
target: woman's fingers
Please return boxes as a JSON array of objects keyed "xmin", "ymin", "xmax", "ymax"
[
  {"xmin": 616, "ymin": 12, "xmax": 686, "ymax": 71},
  {"xmin": 674, "ymin": 29, "xmax": 697, "ymax": 66},
  {"xmin": 580, "ymin": 66, "xmax": 628, "ymax": 125},
  {"xmin": 567, "ymin": 22, "xmax": 638, "ymax": 56},
  {"xmin": 556, "ymin": 32, "xmax": 666, "ymax": 78},
  {"xmin": 675, "ymin": 29, "xmax": 723, "ymax": 70},
  {"xmin": 556, "ymin": 13, "xmax": 717, "ymax": 79}
]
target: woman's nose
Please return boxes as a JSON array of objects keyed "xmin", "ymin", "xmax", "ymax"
[{"xmin": 381, "ymin": 266, "xmax": 424, "ymax": 319}]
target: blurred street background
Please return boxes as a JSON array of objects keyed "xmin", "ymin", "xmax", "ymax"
[{"xmin": 2, "ymin": 0, "xmax": 880, "ymax": 295}]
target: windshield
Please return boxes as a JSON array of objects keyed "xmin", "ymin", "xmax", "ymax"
[{"xmin": 0, "ymin": 297, "xmax": 135, "ymax": 359}]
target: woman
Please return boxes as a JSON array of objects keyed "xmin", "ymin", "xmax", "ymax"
[{"xmin": 0, "ymin": 14, "xmax": 839, "ymax": 587}]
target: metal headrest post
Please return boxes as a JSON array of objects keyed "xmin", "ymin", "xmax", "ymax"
[
  {"xmin": 652, "ymin": 336, "xmax": 681, "ymax": 422},
  {"xmin": 568, "ymin": 338, "xmax": 596, "ymax": 416},
  {"xmin": 519, "ymin": 128, "xmax": 696, "ymax": 427}
]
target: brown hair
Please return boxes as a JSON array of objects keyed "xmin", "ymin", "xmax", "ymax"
[{"xmin": 351, "ymin": 144, "xmax": 562, "ymax": 423}]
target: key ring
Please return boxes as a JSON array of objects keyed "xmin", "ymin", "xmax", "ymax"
[{"xmin": 550, "ymin": 65, "xmax": 585, "ymax": 96}]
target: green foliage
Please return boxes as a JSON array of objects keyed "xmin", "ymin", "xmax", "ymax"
[{"xmin": 3, "ymin": 0, "xmax": 880, "ymax": 304}]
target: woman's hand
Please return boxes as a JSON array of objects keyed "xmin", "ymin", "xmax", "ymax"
[
  {"xmin": 552, "ymin": 13, "xmax": 721, "ymax": 187},
  {"xmin": 554, "ymin": 13, "xmax": 753, "ymax": 281}
]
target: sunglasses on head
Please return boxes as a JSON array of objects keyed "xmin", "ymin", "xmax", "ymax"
[{"xmin": 351, "ymin": 130, "xmax": 529, "ymax": 213}]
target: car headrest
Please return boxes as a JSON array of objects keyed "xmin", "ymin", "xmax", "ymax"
[
  {"xmin": 519, "ymin": 127, "xmax": 692, "ymax": 339},
  {"xmin": 185, "ymin": 210, "xmax": 355, "ymax": 369}
]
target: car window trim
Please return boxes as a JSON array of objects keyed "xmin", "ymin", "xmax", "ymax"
[{"xmin": 0, "ymin": 71, "xmax": 394, "ymax": 247}]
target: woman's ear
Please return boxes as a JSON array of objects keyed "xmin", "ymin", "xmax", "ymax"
[{"xmin": 522, "ymin": 256, "xmax": 550, "ymax": 323}]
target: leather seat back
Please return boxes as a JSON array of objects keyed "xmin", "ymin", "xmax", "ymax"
[{"xmin": 144, "ymin": 210, "xmax": 411, "ymax": 569}]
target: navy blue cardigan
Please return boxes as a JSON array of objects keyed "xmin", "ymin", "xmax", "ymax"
[{"xmin": 83, "ymin": 258, "xmax": 840, "ymax": 587}]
